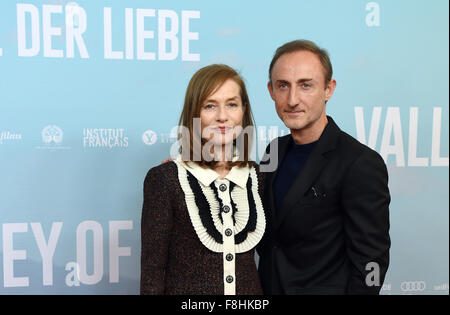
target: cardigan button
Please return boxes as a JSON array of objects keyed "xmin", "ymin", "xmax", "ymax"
[
  {"xmin": 225, "ymin": 228, "xmax": 233, "ymax": 236},
  {"xmin": 226, "ymin": 253, "xmax": 234, "ymax": 261},
  {"xmin": 219, "ymin": 184, "xmax": 227, "ymax": 192},
  {"xmin": 226, "ymin": 275, "xmax": 234, "ymax": 283},
  {"xmin": 223, "ymin": 205, "xmax": 230, "ymax": 213}
]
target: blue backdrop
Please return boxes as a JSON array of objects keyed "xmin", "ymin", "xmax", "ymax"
[{"xmin": 0, "ymin": 0, "xmax": 448, "ymax": 294}]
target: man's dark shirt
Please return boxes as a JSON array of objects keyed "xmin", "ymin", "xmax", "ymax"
[{"xmin": 273, "ymin": 139, "xmax": 318, "ymax": 214}]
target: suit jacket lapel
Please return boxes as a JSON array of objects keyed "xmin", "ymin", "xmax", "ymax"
[
  {"xmin": 275, "ymin": 117, "xmax": 341, "ymax": 231},
  {"xmin": 263, "ymin": 135, "xmax": 292, "ymax": 233}
]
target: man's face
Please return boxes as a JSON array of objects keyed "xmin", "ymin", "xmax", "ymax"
[{"xmin": 268, "ymin": 50, "xmax": 336, "ymax": 135}]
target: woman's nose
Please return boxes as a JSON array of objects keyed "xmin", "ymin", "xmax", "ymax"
[{"xmin": 216, "ymin": 106, "xmax": 228, "ymax": 122}]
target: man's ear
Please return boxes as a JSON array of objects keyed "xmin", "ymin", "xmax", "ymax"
[
  {"xmin": 325, "ymin": 79, "xmax": 337, "ymax": 101},
  {"xmin": 267, "ymin": 81, "xmax": 275, "ymax": 100}
]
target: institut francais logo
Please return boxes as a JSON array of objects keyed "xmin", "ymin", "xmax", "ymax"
[{"xmin": 82, "ymin": 128, "xmax": 129, "ymax": 148}]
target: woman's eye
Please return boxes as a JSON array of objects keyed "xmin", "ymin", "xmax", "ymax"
[
  {"xmin": 204, "ymin": 104, "xmax": 215, "ymax": 109},
  {"xmin": 228, "ymin": 103, "xmax": 238, "ymax": 107}
]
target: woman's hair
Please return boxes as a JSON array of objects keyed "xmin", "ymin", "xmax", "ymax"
[{"xmin": 178, "ymin": 64, "xmax": 255, "ymax": 168}]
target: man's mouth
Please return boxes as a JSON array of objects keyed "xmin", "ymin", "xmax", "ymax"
[{"xmin": 286, "ymin": 110, "xmax": 305, "ymax": 115}]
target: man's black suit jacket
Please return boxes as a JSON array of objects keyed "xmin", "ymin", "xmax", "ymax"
[{"xmin": 257, "ymin": 116, "xmax": 391, "ymax": 295}]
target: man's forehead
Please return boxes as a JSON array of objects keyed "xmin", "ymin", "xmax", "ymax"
[{"xmin": 272, "ymin": 51, "xmax": 325, "ymax": 80}]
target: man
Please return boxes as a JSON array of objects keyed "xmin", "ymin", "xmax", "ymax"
[{"xmin": 257, "ymin": 40, "xmax": 390, "ymax": 295}]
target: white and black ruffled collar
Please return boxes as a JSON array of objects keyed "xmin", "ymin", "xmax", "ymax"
[{"xmin": 174, "ymin": 156, "xmax": 265, "ymax": 254}]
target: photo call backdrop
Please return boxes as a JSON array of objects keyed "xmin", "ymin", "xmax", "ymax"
[{"xmin": 0, "ymin": 0, "xmax": 448, "ymax": 295}]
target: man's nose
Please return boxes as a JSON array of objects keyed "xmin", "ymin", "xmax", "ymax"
[{"xmin": 287, "ymin": 88, "xmax": 299, "ymax": 107}]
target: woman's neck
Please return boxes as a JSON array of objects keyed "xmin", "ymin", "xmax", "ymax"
[{"xmin": 214, "ymin": 161, "xmax": 231, "ymax": 179}]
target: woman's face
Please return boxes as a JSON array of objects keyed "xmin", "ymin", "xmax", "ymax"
[{"xmin": 200, "ymin": 79, "xmax": 245, "ymax": 147}]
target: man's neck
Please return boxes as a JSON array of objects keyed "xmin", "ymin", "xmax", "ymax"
[{"xmin": 290, "ymin": 116, "xmax": 328, "ymax": 145}]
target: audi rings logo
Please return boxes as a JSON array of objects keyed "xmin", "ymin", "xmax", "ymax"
[{"xmin": 400, "ymin": 281, "xmax": 426, "ymax": 292}]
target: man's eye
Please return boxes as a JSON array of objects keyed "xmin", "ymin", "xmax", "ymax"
[
  {"xmin": 279, "ymin": 83, "xmax": 288, "ymax": 89},
  {"xmin": 302, "ymin": 83, "xmax": 311, "ymax": 88}
]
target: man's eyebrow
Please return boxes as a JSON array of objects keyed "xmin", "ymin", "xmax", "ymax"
[
  {"xmin": 296, "ymin": 78, "xmax": 313, "ymax": 83},
  {"xmin": 274, "ymin": 78, "xmax": 313, "ymax": 84}
]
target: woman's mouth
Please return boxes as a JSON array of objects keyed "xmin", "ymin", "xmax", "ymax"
[{"xmin": 216, "ymin": 126, "xmax": 232, "ymax": 134}]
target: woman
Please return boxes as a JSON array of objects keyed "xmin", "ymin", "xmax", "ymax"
[{"xmin": 140, "ymin": 64, "xmax": 266, "ymax": 295}]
